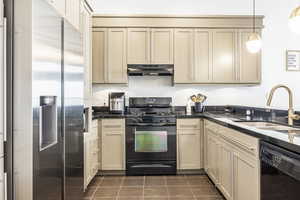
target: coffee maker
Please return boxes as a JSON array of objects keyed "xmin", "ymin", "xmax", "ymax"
[{"xmin": 109, "ymin": 92, "xmax": 126, "ymax": 114}]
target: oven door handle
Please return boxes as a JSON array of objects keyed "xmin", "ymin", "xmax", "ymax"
[{"xmin": 127, "ymin": 123, "xmax": 175, "ymax": 127}]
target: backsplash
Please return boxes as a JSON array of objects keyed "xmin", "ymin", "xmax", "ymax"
[{"xmin": 92, "ymin": 76, "xmax": 265, "ymax": 107}]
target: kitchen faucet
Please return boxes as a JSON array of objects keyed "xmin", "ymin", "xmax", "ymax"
[{"xmin": 267, "ymin": 84, "xmax": 300, "ymax": 126}]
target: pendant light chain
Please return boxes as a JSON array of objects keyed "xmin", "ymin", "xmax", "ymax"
[{"xmin": 253, "ymin": 0, "xmax": 256, "ymax": 33}]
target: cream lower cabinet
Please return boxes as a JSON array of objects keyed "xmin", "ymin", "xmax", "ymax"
[
  {"xmin": 206, "ymin": 128, "xmax": 219, "ymax": 183},
  {"xmin": 233, "ymin": 151, "xmax": 260, "ymax": 200},
  {"xmin": 177, "ymin": 119, "xmax": 203, "ymax": 170},
  {"xmin": 204, "ymin": 120, "xmax": 260, "ymax": 200},
  {"xmin": 127, "ymin": 28, "xmax": 174, "ymax": 64},
  {"xmin": 100, "ymin": 119, "xmax": 125, "ymax": 170},
  {"xmin": 84, "ymin": 120, "xmax": 100, "ymax": 190},
  {"xmin": 92, "ymin": 28, "xmax": 128, "ymax": 84}
]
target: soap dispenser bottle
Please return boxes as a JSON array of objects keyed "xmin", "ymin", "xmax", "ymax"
[{"xmin": 186, "ymin": 99, "xmax": 192, "ymax": 115}]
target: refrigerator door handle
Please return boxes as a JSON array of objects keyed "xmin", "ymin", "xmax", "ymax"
[
  {"xmin": 39, "ymin": 96, "xmax": 58, "ymax": 151},
  {"xmin": 3, "ymin": 18, "xmax": 6, "ymax": 143}
]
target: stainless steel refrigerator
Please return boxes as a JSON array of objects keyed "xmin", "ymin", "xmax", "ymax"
[{"xmin": 13, "ymin": 0, "xmax": 84, "ymax": 199}]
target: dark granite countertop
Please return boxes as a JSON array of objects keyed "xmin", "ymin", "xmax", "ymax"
[{"xmin": 92, "ymin": 106, "xmax": 300, "ymax": 154}]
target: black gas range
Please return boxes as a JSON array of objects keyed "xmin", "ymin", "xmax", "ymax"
[{"xmin": 126, "ymin": 97, "xmax": 177, "ymax": 175}]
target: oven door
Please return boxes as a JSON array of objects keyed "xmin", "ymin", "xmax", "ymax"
[{"xmin": 126, "ymin": 123, "xmax": 176, "ymax": 162}]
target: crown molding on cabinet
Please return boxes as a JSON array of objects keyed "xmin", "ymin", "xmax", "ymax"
[{"xmin": 92, "ymin": 14, "xmax": 264, "ymax": 29}]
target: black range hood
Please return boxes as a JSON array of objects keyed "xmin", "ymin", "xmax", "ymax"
[{"xmin": 128, "ymin": 64, "xmax": 174, "ymax": 76}]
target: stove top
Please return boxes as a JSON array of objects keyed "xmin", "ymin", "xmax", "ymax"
[{"xmin": 126, "ymin": 97, "xmax": 176, "ymax": 125}]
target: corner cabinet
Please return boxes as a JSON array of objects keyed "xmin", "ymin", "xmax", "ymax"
[
  {"xmin": 127, "ymin": 28, "xmax": 174, "ymax": 65},
  {"xmin": 92, "ymin": 28, "xmax": 128, "ymax": 84},
  {"xmin": 204, "ymin": 120, "xmax": 260, "ymax": 200},
  {"xmin": 177, "ymin": 119, "xmax": 203, "ymax": 170}
]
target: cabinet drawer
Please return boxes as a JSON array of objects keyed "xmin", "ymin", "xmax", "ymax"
[
  {"xmin": 101, "ymin": 119, "xmax": 125, "ymax": 131},
  {"xmin": 205, "ymin": 120, "xmax": 220, "ymax": 132},
  {"xmin": 218, "ymin": 126, "xmax": 259, "ymax": 157},
  {"xmin": 177, "ymin": 119, "xmax": 201, "ymax": 130}
]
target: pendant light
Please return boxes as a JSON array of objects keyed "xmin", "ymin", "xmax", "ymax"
[
  {"xmin": 246, "ymin": 0, "xmax": 262, "ymax": 53},
  {"xmin": 289, "ymin": 5, "xmax": 300, "ymax": 34}
]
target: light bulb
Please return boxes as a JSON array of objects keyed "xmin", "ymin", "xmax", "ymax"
[
  {"xmin": 289, "ymin": 6, "xmax": 300, "ymax": 34},
  {"xmin": 246, "ymin": 32, "xmax": 262, "ymax": 53}
]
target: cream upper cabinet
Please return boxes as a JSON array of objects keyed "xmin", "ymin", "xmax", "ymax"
[
  {"xmin": 212, "ymin": 29, "xmax": 237, "ymax": 83},
  {"xmin": 92, "ymin": 28, "xmax": 107, "ymax": 83},
  {"xmin": 92, "ymin": 28, "xmax": 128, "ymax": 84},
  {"xmin": 127, "ymin": 28, "xmax": 174, "ymax": 64},
  {"xmin": 174, "ymin": 29, "xmax": 194, "ymax": 83},
  {"xmin": 238, "ymin": 29, "xmax": 261, "ymax": 83},
  {"xmin": 65, "ymin": 0, "xmax": 80, "ymax": 30},
  {"xmin": 101, "ymin": 119, "xmax": 125, "ymax": 170},
  {"xmin": 82, "ymin": 3, "xmax": 92, "ymax": 103},
  {"xmin": 151, "ymin": 29, "xmax": 174, "ymax": 64},
  {"xmin": 233, "ymin": 152, "xmax": 260, "ymax": 200},
  {"xmin": 194, "ymin": 29, "xmax": 212, "ymax": 83},
  {"xmin": 107, "ymin": 28, "xmax": 128, "ymax": 83},
  {"xmin": 177, "ymin": 119, "xmax": 202, "ymax": 170},
  {"xmin": 127, "ymin": 28, "xmax": 150, "ymax": 64}
]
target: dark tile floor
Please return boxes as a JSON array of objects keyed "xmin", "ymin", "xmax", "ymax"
[{"xmin": 83, "ymin": 175, "xmax": 225, "ymax": 200}]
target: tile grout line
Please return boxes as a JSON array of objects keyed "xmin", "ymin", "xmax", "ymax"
[
  {"xmin": 142, "ymin": 176, "xmax": 145, "ymax": 200},
  {"xmin": 90, "ymin": 176, "xmax": 104, "ymax": 200},
  {"xmin": 116, "ymin": 176, "xmax": 125, "ymax": 200}
]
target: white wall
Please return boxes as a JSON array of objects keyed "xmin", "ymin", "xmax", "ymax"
[{"xmin": 91, "ymin": 0, "xmax": 300, "ymax": 110}]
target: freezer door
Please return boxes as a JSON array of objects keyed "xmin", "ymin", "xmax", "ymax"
[
  {"xmin": 32, "ymin": 0, "xmax": 63, "ymax": 199},
  {"xmin": 63, "ymin": 20, "xmax": 84, "ymax": 200}
]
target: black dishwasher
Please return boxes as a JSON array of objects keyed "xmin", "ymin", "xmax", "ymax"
[{"xmin": 260, "ymin": 141, "xmax": 300, "ymax": 200}]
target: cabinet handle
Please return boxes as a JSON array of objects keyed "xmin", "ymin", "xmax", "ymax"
[
  {"xmin": 105, "ymin": 133, "xmax": 122, "ymax": 136},
  {"xmin": 103, "ymin": 125, "xmax": 122, "ymax": 129},
  {"xmin": 179, "ymin": 125, "xmax": 198, "ymax": 128},
  {"xmin": 219, "ymin": 134, "xmax": 255, "ymax": 152},
  {"xmin": 179, "ymin": 132, "xmax": 197, "ymax": 135}
]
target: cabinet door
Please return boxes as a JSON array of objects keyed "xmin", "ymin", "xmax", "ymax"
[
  {"xmin": 92, "ymin": 28, "xmax": 107, "ymax": 83},
  {"xmin": 174, "ymin": 29, "xmax": 194, "ymax": 83},
  {"xmin": 207, "ymin": 131, "xmax": 219, "ymax": 184},
  {"xmin": 102, "ymin": 130, "xmax": 124, "ymax": 170},
  {"xmin": 127, "ymin": 28, "xmax": 150, "ymax": 64},
  {"xmin": 151, "ymin": 29, "xmax": 174, "ymax": 64},
  {"xmin": 238, "ymin": 30, "xmax": 261, "ymax": 83},
  {"xmin": 177, "ymin": 129, "xmax": 201, "ymax": 169},
  {"xmin": 233, "ymin": 151, "xmax": 260, "ymax": 200},
  {"xmin": 65, "ymin": 0, "xmax": 80, "ymax": 30},
  {"xmin": 107, "ymin": 28, "xmax": 128, "ymax": 84},
  {"xmin": 212, "ymin": 29, "xmax": 237, "ymax": 83},
  {"xmin": 82, "ymin": 4, "xmax": 92, "ymax": 102},
  {"xmin": 219, "ymin": 140, "xmax": 234, "ymax": 200},
  {"xmin": 194, "ymin": 29, "xmax": 212, "ymax": 83},
  {"xmin": 84, "ymin": 133, "xmax": 90, "ymax": 190}
]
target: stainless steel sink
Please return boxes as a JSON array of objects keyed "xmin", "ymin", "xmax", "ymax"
[{"xmin": 235, "ymin": 121, "xmax": 300, "ymax": 131}]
